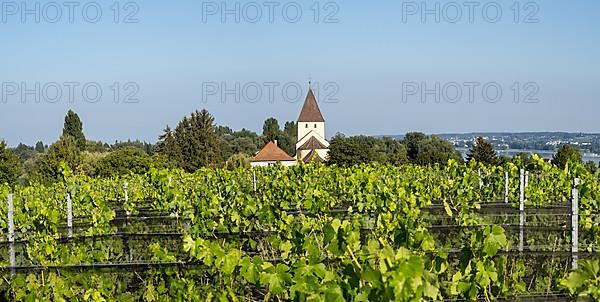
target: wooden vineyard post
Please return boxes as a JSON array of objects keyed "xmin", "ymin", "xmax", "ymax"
[
  {"xmin": 519, "ymin": 169, "xmax": 525, "ymax": 252},
  {"xmin": 67, "ymin": 192, "xmax": 73, "ymax": 238},
  {"xmin": 8, "ymin": 194, "xmax": 15, "ymax": 278},
  {"xmin": 571, "ymin": 178, "xmax": 579, "ymax": 270},
  {"xmin": 525, "ymin": 171, "xmax": 529, "ymax": 190},
  {"xmin": 478, "ymin": 169, "xmax": 483, "ymax": 190},
  {"xmin": 504, "ymin": 171, "xmax": 509, "ymax": 203}
]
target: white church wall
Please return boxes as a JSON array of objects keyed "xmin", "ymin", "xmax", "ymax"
[{"xmin": 297, "ymin": 122, "xmax": 325, "ymax": 144}]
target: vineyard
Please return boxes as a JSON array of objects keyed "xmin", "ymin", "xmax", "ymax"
[{"xmin": 1, "ymin": 156, "xmax": 600, "ymax": 301}]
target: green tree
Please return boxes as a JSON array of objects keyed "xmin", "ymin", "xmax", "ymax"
[
  {"xmin": 35, "ymin": 141, "xmax": 45, "ymax": 153},
  {"xmin": 328, "ymin": 135, "xmax": 413, "ymax": 167},
  {"xmin": 327, "ymin": 134, "xmax": 385, "ymax": 166},
  {"xmin": 381, "ymin": 137, "xmax": 409, "ymax": 165},
  {"xmin": 279, "ymin": 121, "xmax": 298, "ymax": 156},
  {"xmin": 216, "ymin": 127, "xmax": 262, "ymax": 162},
  {"xmin": 158, "ymin": 109, "xmax": 220, "ymax": 172},
  {"xmin": 193, "ymin": 109, "xmax": 220, "ymax": 169},
  {"xmin": 0, "ymin": 141, "xmax": 22, "ymax": 186},
  {"xmin": 156, "ymin": 126, "xmax": 181, "ymax": 163},
  {"xmin": 262, "ymin": 117, "xmax": 281, "ymax": 143},
  {"xmin": 33, "ymin": 135, "xmax": 82, "ymax": 182},
  {"xmin": 404, "ymin": 132, "xmax": 428, "ymax": 161},
  {"xmin": 94, "ymin": 147, "xmax": 151, "ymax": 177},
  {"xmin": 62, "ymin": 110, "xmax": 86, "ymax": 150},
  {"xmin": 13, "ymin": 143, "xmax": 37, "ymax": 162},
  {"xmin": 466, "ymin": 137, "xmax": 498, "ymax": 166},
  {"xmin": 552, "ymin": 144, "xmax": 582, "ymax": 169},
  {"xmin": 402, "ymin": 132, "xmax": 462, "ymax": 166},
  {"xmin": 86, "ymin": 140, "xmax": 109, "ymax": 153},
  {"xmin": 76, "ymin": 151, "xmax": 108, "ymax": 176},
  {"xmin": 112, "ymin": 140, "xmax": 153, "ymax": 154},
  {"xmin": 411, "ymin": 136, "xmax": 463, "ymax": 166}
]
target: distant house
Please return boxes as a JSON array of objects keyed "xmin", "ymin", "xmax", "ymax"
[
  {"xmin": 251, "ymin": 141, "xmax": 297, "ymax": 167},
  {"xmin": 296, "ymin": 88, "xmax": 329, "ymax": 163}
]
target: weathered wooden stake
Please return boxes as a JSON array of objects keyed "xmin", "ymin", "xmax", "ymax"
[
  {"xmin": 572, "ymin": 178, "xmax": 580, "ymax": 270},
  {"xmin": 478, "ymin": 169, "xmax": 483, "ymax": 190}
]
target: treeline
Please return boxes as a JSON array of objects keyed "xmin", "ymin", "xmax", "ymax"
[
  {"xmin": 328, "ymin": 134, "xmax": 597, "ymax": 172},
  {"xmin": 1, "ymin": 109, "xmax": 597, "ymax": 187},
  {"xmin": 0, "ymin": 109, "xmax": 297, "ymax": 185},
  {"xmin": 327, "ymin": 133, "xmax": 462, "ymax": 166}
]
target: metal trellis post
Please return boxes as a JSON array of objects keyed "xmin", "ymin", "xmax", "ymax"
[
  {"xmin": 124, "ymin": 182, "xmax": 130, "ymax": 216},
  {"xmin": 67, "ymin": 192, "xmax": 73, "ymax": 238},
  {"xmin": 504, "ymin": 171, "xmax": 509, "ymax": 203},
  {"xmin": 253, "ymin": 170, "xmax": 257, "ymax": 194},
  {"xmin": 519, "ymin": 169, "xmax": 525, "ymax": 252},
  {"xmin": 123, "ymin": 182, "xmax": 133, "ymax": 262},
  {"xmin": 8, "ymin": 194, "xmax": 15, "ymax": 278},
  {"xmin": 571, "ymin": 178, "xmax": 579, "ymax": 270}
]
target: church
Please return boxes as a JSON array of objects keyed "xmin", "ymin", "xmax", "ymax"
[
  {"xmin": 251, "ymin": 87, "xmax": 330, "ymax": 166},
  {"xmin": 295, "ymin": 88, "xmax": 329, "ymax": 163}
]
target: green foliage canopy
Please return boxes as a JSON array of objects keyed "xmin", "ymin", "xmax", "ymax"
[{"xmin": 0, "ymin": 141, "xmax": 22, "ymax": 186}]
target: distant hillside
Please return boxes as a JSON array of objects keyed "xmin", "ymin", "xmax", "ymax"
[{"xmin": 375, "ymin": 132, "xmax": 600, "ymax": 154}]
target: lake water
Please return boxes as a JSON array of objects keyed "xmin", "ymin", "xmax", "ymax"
[{"xmin": 456, "ymin": 148, "xmax": 600, "ymax": 165}]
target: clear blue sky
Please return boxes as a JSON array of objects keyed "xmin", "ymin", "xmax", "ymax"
[{"xmin": 1, "ymin": 0, "xmax": 599, "ymax": 146}]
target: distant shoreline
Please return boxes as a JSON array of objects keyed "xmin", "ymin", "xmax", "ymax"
[{"xmin": 455, "ymin": 148, "xmax": 600, "ymax": 164}]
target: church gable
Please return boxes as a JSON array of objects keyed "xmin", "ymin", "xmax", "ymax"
[
  {"xmin": 302, "ymin": 149, "xmax": 325, "ymax": 163},
  {"xmin": 299, "ymin": 136, "xmax": 328, "ymax": 150}
]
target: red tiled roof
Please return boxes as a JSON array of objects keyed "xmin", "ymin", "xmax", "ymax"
[
  {"xmin": 298, "ymin": 88, "xmax": 325, "ymax": 122},
  {"xmin": 298, "ymin": 136, "xmax": 328, "ymax": 150},
  {"xmin": 252, "ymin": 141, "xmax": 295, "ymax": 162}
]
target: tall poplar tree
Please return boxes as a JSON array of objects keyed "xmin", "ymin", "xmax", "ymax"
[{"xmin": 62, "ymin": 110, "xmax": 86, "ymax": 150}]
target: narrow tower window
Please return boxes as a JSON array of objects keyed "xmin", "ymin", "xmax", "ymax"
[{"xmin": 314, "ymin": 124, "xmax": 317, "ymax": 128}]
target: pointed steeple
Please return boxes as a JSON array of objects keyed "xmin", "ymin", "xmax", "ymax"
[{"xmin": 297, "ymin": 88, "xmax": 325, "ymax": 122}]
